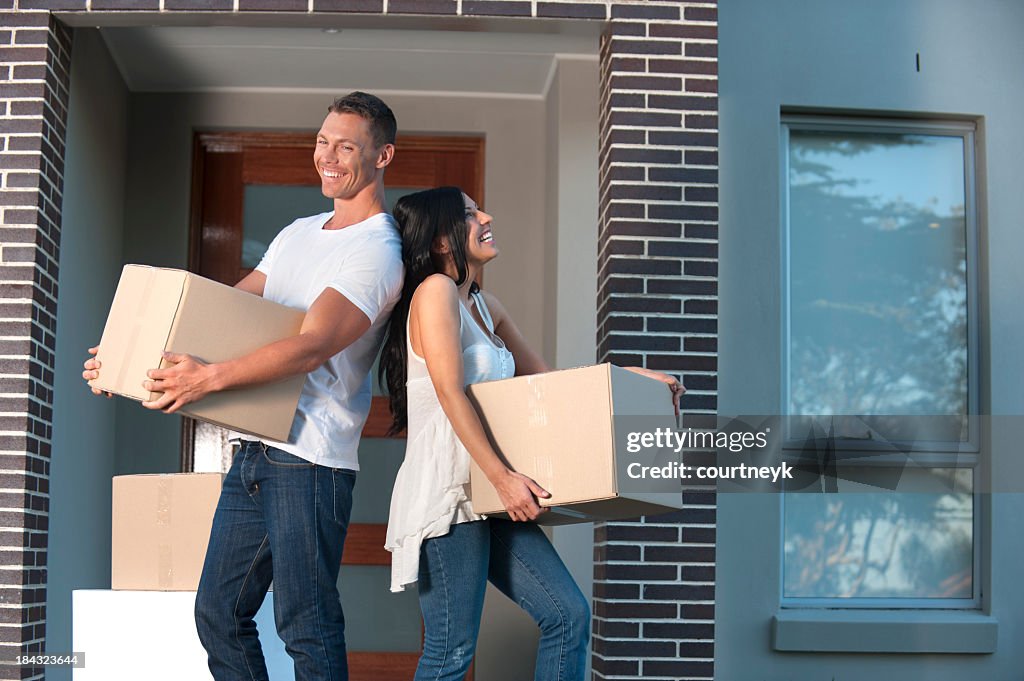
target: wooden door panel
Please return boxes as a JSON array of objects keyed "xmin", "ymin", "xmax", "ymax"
[
  {"xmin": 243, "ymin": 146, "xmax": 319, "ymax": 185},
  {"xmin": 341, "ymin": 522, "xmax": 389, "ymax": 566},
  {"xmin": 197, "ymin": 131, "xmax": 485, "ymax": 198},
  {"xmin": 197, "ymin": 150, "xmax": 244, "ymax": 286},
  {"xmin": 388, "ymin": 149, "xmax": 448, "ymax": 187},
  {"xmin": 349, "ymin": 652, "xmax": 421, "ymax": 681}
]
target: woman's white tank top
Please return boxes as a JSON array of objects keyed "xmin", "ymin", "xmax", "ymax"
[{"xmin": 385, "ymin": 289, "xmax": 514, "ymax": 592}]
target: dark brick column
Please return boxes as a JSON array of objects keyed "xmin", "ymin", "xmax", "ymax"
[
  {"xmin": 0, "ymin": 12, "xmax": 71, "ymax": 680},
  {"xmin": 593, "ymin": 3, "xmax": 718, "ymax": 680}
]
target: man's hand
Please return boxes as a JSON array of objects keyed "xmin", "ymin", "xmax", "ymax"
[
  {"xmin": 493, "ymin": 469, "xmax": 550, "ymax": 522},
  {"xmin": 142, "ymin": 352, "xmax": 220, "ymax": 413},
  {"xmin": 82, "ymin": 346, "xmax": 113, "ymax": 398}
]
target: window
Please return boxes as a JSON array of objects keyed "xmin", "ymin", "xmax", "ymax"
[{"xmin": 780, "ymin": 117, "xmax": 979, "ymax": 607}]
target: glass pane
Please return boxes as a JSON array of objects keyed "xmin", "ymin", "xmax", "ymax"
[
  {"xmin": 787, "ymin": 131, "xmax": 968, "ymax": 419},
  {"xmin": 350, "ymin": 438, "xmax": 406, "ymax": 524},
  {"xmin": 242, "ymin": 185, "xmax": 426, "ymax": 269},
  {"xmin": 386, "ymin": 186, "xmax": 422, "ymax": 212},
  {"xmin": 192, "ymin": 420, "xmax": 235, "ymax": 473},
  {"xmin": 341, "ymin": 438, "xmax": 419, "ymax": 650},
  {"xmin": 338, "ymin": 565, "xmax": 421, "ymax": 652},
  {"xmin": 242, "ymin": 185, "xmax": 331, "ymax": 268},
  {"xmin": 783, "ymin": 468, "xmax": 973, "ymax": 599}
]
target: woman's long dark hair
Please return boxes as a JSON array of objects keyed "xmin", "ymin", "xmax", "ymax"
[{"xmin": 378, "ymin": 186, "xmax": 478, "ymax": 435}]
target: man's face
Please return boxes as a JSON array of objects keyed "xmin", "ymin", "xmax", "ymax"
[{"xmin": 313, "ymin": 112, "xmax": 388, "ymax": 200}]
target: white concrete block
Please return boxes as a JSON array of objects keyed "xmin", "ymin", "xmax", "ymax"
[{"xmin": 72, "ymin": 590, "xmax": 292, "ymax": 681}]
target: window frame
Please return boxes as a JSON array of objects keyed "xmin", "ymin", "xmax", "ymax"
[{"xmin": 778, "ymin": 115, "xmax": 982, "ymax": 610}]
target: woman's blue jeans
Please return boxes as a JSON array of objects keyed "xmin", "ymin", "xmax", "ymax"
[
  {"xmin": 415, "ymin": 518, "xmax": 590, "ymax": 681},
  {"xmin": 194, "ymin": 440, "xmax": 355, "ymax": 681}
]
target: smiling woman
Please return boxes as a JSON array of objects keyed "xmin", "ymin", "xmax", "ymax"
[{"xmin": 378, "ymin": 186, "xmax": 591, "ymax": 681}]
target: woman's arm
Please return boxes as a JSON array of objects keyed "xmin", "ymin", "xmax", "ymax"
[
  {"xmin": 412, "ymin": 276, "xmax": 549, "ymax": 521},
  {"xmin": 482, "ymin": 292, "xmax": 684, "ymax": 413},
  {"xmin": 481, "ymin": 291, "xmax": 550, "ymax": 376}
]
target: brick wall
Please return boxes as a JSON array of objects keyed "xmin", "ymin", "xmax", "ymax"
[
  {"xmin": 0, "ymin": 2, "xmax": 716, "ymax": 679},
  {"xmin": 594, "ymin": 3, "xmax": 718, "ymax": 680},
  {"xmin": 0, "ymin": 10, "xmax": 71, "ymax": 679}
]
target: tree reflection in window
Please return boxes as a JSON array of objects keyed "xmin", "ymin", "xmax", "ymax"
[
  {"xmin": 788, "ymin": 131, "xmax": 968, "ymax": 419},
  {"xmin": 783, "ymin": 125, "xmax": 975, "ymax": 604}
]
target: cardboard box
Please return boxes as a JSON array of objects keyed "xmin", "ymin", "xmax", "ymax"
[
  {"xmin": 467, "ymin": 364, "xmax": 684, "ymax": 525},
  {"xmin": 90, "ymin": 264, "xmax": 306, "ymax": 441},
  {"xmin": 111, "ymin": 473, "xmax": 224, "ymax": 591}
]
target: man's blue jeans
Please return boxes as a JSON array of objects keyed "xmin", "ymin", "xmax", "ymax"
[
  {"xmin": 195, "ymin": 440, "xmax": 355, "ymax": 681},
  {"xmin": 415, "ymin": 518, "xmax": 590, "ymax": 681}
]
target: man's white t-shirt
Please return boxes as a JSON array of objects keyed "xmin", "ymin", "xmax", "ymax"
[{"xmin": 254, "ymin": 211, "xmax": 403, "ymax": 470}]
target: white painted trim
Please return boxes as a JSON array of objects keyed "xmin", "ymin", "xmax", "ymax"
[
  {"xmin": 541, "ymin": 58, "xmax": 558, "ymax": 100},
  {"xmin": 127, "ymin": 85, "xmax": 554, "ymax": 100}
]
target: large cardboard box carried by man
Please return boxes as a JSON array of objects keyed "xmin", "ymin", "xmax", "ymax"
[
  {"xmin": 90, "ymin": 264, "xmax": 306, "ymax": 441},
  {"xmin": 467, "ymin": 364, "xmax": 684, "ymax": 525}
]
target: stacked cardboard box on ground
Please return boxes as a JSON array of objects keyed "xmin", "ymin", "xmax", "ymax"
[{"xmin": 111, "ymin": 473, "xmax": 224, "ymax": 590}]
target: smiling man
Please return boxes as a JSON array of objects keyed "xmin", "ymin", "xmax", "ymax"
[{"xmin": 83, "ymin": 92, "xmax": 403, "ymax": 681}]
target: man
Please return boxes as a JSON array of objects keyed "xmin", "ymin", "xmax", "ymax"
[{"xmin": 83, "ymin": 92, "xmax": 403, "ymax": 681}]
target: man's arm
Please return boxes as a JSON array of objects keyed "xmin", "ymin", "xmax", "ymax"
[
  {"xmin": 234, "ymin": 270, "xmax": 267, "ymax": 296},
  {"xmin": 140, "ymin": 287, "xmax": 370, "ymax": 413}
]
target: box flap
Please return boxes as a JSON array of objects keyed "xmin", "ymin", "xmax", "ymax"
[
  {"xmin": 168, "ymin": 274, "xmax": 305, "ymax": 364},
  {"xmin": 608, "ymin": 365, "xmax": 682, "ymax": 506},
  {"xmin": 90, "ymin": 265, "xmax": 187, "ymax": 401},
  {"xmin": 486, "ymin": 495, "xmax": 685, "ymax": 526}
]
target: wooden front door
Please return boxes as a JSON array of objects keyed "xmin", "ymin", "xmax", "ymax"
[{"xmin": 186, "ymin": 130, "xmax": 484, "ymax": 680}]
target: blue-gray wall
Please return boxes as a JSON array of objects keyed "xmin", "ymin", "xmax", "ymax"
[
  {"xmin": 48, "ymin": 28, "xmax": 129, "ymax": 680},
  {"xmin": 718, "ymin": 0, "xmax": 1024, "ymax": 678}
]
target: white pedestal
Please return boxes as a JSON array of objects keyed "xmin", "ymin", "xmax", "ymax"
[{"xmin": 72, "ymin": 589, "xmax": 293, "ymax": 680}]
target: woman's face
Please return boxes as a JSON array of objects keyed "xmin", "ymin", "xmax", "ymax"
[{"xmin": 462, "ymin": 193, "xmax": 498, "ymax": 266}]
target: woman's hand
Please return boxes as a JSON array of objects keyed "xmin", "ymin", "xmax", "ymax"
[
  {"xmin": 491, "ymin": 469, "xmax": 550, "ymax": 522},
  {"xmin": 623, "ymin": 366, "xmax": 685, "ymax": 416}
]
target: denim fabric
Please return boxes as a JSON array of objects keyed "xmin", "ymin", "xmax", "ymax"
[
  {"xmin": 415, "ymin": 518, "xmax": 590, "ymax": 681},
  {"xmin": 195, "ymin": 440, "xmax": 355, "ymax": 681}
]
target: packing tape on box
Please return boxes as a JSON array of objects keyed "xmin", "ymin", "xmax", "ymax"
[
  {"xmin": 156, "ymin": 477, "xmax": 174, "ymax": 590},
  {"xmin": 525, "ymin": 374, "xmax": 554, "ymax": 490},
  {"xmin": 526, "ymin": 374, "xmax": 549, "ymax": 428},
  {"xmin": 114, "ymin": 268, "xmax": 155, "ymax": 391},
  {"xmin": 112, "ymin": 266, "xmax": 159, "ymax": 395},
  {"xmin": 114, "ymin": 325, "xmax": 142, "ymax": 391}
]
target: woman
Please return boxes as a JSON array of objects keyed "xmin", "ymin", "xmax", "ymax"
[{"xmin": 380, "ymin": 187, "xmax": 683, "ymax": 681}]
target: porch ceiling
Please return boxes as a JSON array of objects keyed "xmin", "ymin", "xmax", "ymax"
[{"xmin": 99, "ymin": 25, "xmax": 599, "ymax": 96}]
